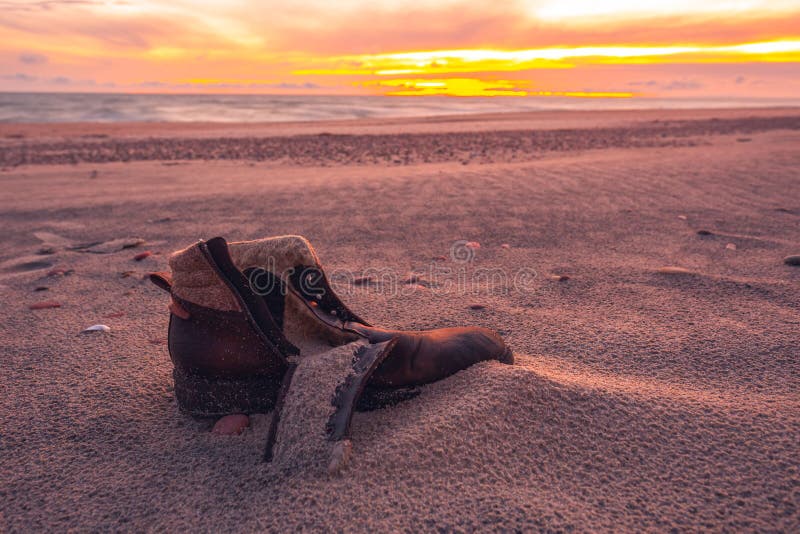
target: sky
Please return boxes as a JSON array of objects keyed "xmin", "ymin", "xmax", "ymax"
[{"xmin": 1, "ymin": 0, "xmax": 799, "ymax": 97}]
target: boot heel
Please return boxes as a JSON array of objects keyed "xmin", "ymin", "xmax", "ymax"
[{"xmin": 172, "ymin": 368, "xmax": 281, "ymax": 418}]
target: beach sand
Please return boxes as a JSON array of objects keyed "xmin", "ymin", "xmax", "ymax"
[{"xmin": 1, "ymin": 108, "xmax": 799, "ymax": 531}]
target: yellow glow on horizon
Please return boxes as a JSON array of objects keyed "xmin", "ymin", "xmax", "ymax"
[
  {"xmin": 360, "ymin": 78, "xmax": 634, "ymax": 97},
  {"xmin": 307, "ymin": 39, "xmax": 800, "ymax": 77}
]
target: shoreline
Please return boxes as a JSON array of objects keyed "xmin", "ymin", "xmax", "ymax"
[{"xmin": 2, "ymin": 106, "xmax": 800, "ymax": 142}]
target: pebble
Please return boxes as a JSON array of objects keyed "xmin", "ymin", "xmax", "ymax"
[
  {"xmin": 678, "ymin": 215, "xmax": 688, "ymax": 220},
  {"xmin": 34, "ymin": 286, "xmax": 49, "ymax": 292},
  {"xmin": 550, "ymin": 274, "xmax": 570, "ymax": 282},
  {"xmin": 465, "ymin": 241, "xmax": 481, "ymax": 249},
  {"xmin": 47, "ymin": 268, "xmax": 74, "ymax": 277},
  {"xmin": 211, "ymin": 414, "xmax": 250, "ymax": 435},
  {"xmin": 469, "ymin": 303, "xmax": 487, "ymax": 310},
  {"xmin": 133, "ymin": 251, "xmax": 152, "ymax": 261},
  {"xmin": 29, "ymin": 301, "xmax": 61, "ymax": 310},
  {"xmin": 784, "ymin": 255, "xmax": 800, "ymax": 266},
  {"xmin": 657, "ymin": 266, "xmax": 694, "ymax": 275},
  {"xmin": 725, "ymin": 243, "xmax": 737, "ymax": 251},
  {"xmin": 82, "ymin": 324, "xmax": 111, "ymax": 333}
]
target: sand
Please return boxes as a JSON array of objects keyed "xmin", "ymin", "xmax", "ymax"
[{"xmin": 1, "ymin": 108, "xmax": 799, "ymax": 531}]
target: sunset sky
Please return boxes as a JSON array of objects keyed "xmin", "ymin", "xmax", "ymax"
[{"xmin": 1, "ymin": 0, "xmax": 799, "ymax": 97}]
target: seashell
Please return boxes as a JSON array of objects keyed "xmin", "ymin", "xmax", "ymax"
[{"xmin": 82, "ymin": 324, "xmax": 111, "ymax": 333}]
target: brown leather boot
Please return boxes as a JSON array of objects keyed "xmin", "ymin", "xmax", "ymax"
[
  {"xmin": 149, "ymin": 238, "xmax": 298, "ymax": 417},
  {"xmin": 151, "ymin": 236, "xmax": 513, "ymax": 418}
]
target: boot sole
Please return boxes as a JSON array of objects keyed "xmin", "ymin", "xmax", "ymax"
[{"xmin": 173, "ymin": 368, "xmax": 282, "ymax": 418}]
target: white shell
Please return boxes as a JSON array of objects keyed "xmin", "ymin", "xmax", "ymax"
[{"xmin": 82, "ymin": 324, "xmax": 111, "ymax": 332}]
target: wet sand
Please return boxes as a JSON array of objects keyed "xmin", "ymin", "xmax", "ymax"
[{"xmin": 1, "ymin": 108, "xmax": 799, "ymax": 531}]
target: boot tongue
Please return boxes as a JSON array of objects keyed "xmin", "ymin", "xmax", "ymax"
[{"xmin": 265, "ymin": 339, "xmax": 397, "ymax": 477}]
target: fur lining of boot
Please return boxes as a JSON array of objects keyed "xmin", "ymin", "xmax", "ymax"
[{"xmin": 168, "ymin": 242, "xmax": 241, "ymax": 312}]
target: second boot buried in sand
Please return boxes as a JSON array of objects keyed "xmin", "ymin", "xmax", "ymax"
[{"xmin": 150, "ymin": 235, "xmax": 513, "ymax": 466}]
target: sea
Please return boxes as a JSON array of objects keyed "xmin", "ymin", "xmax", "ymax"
[{"xmin": 1, "ymin": 92, "xmax": 798, "ymax": 123}]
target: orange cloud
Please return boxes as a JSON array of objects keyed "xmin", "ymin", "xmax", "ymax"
[{"xmin": 0, "ymin": 0, "xmax": 798, "ymax": 97}]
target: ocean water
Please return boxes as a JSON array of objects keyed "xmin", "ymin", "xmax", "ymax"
[{"xmin": 1, "ymin": 92, "xmax": 798, "ymax": 123}]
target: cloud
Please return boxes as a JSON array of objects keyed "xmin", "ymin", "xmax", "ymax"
[
  {"xmin": 272, "ymin": 82, "xmax": 320, "ymax": 89},
  {"xmin": 662, "ymin": 79, "xmax": 704, "ymax": 91},
  {"xmin": 19, "ymin": 52, "xmax": 48, "ymax": 64},
  {"xmin": 1, "ymin": 72, "xmax": 37, "ymax": 81}
]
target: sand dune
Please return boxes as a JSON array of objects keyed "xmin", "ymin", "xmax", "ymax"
[{"xmin": 1, "ymin": 109, "xmax": 798, "ymax": 531}]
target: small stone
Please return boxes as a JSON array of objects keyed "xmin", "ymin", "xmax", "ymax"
[
  {"xmin": 465, "ymin": 241, "xmax": 481, "ymax": 249},
  {"xmin": 34, "ymin": 286, "xmax": 49, "ymax": 292},
  {"xmin": 549, "ymin": 274, "xmax": 570, "ymax": 282},
  {"xmin": 678, "ymin": 215, "xmax": 688, "ymax": 220},
  {"xmin": 211, "ymin": 414, "xmax": 250, "ymax": 435},
  {"xmin": 469, "ymin": 303, "xmax": 487, "ymax": 310},
  {"xmin": 29, "ymin": 301, "xmax": 61, "ymax": 310},
  {"xmin": 47, "ymin": 268, "xmax": 74, "ymax": 277},
  {"xmin": 784, "ymin": 255, "xmax": 800, "ymax": 266},
  {"xmin": 725, "ymin": 243, "xmax": 737, "ymax": 251},
  {"xmin": 82, "ymin": 324, "xmax": 111, "ymax": 333},
  {"xmin": 657, "ymin": 266, "xmax": 694, "ymax": 275},
  {"xmin": 133, "ymin": 251, "xmax": 152, "ymax": 261},
  {"xmin": 697, "ymin": 230, "xmax": 713, "ymax": 236},
  {"xmin": 500, "ymin": 244, "xmax": 510, "ymax": 249}
]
